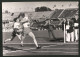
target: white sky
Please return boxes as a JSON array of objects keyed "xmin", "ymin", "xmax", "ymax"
[{"xmin": 2, "ymin": 1, "xmax": 79, "ymax": 12}]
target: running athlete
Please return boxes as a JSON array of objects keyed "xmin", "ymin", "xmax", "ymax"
[
  {"xmin": 44, "ymin": 20, "xmax": 56, "ymax": 41},
  {"xmin": 19, "ymin": 13, "xmax": 41, "ymax": 49},
  {"xmin": 4, "ymin": 17, "xmax": 24, "ymax": 46}
]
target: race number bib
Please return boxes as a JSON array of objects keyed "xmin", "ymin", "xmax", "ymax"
[
  {"xmin": 74, "ymin": 23, "xmax": 79, "ymax": 27},
  {"xmin": 66, "ymin": 25, "xmax": 70, "ymax": 30}
]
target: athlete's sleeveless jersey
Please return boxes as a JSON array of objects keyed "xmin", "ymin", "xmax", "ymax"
[
  {"xmin": 14, "ymin": 22, "xmax": 21, "ymax": 29},
  {"xmin": 22, "ymin": 17, "xmax": 30, "ymax": 28}
]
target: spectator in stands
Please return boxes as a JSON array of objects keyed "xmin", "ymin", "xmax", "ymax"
[
  {"xmin": 19, "ymin": 13, "xmax": 41, "ymax": 49},
  {"xmin": 72, "ymin": 14, "xmax": 79, "ymax": 42}
]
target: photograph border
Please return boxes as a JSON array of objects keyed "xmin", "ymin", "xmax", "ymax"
[{"xmin": 1, "ymin": 0, "xmax": 79, "ymax": 57}]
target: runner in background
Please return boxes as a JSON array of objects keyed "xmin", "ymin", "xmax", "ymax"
[{"xmin": 44, "ymin": 19, "xmax": 56, "ymax": 41}]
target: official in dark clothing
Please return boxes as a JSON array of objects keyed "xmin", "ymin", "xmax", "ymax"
[
  {"xmin": 62, "ymin": 19, "xmax": 74, "ymax": 42},
  {"xmin": 68, "ymin": 19, "xmax": 74, "ymax": 42},
  {"xmin": 72, "ymin": 14, "xmax": 79, "ymax": 42}
]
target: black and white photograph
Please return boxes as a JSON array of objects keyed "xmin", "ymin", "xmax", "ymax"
[{"xmin": 2, "ymin": 1, "xmax": 79, "ymax": 56}]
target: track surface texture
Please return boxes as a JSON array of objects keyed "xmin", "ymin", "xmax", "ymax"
[{"xmin": 3, "ymin": 30, "xmax": 78, "ymax": 56}]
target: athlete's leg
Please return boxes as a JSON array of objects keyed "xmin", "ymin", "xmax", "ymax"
[
  {"xmin": 20, "ymin": 35, "xmax": 25, "ymax": 46},
  {"xmin": 48, "ymin": 25, "xmax": 56, "ymax": 40},
  {"xmin": 4, "ymin": 35, "xmax": 16, "ymax": 43},
  {"xmin": 51, "ymin": 30, "xmax": 56, "ymax": 39},
  {"xmin": 4, "ymin": 38, "xmax": 11, "ymax": 43},
  {"xmin": 48, "ymin": 30, "xmax": 51, "ymax": 39},
  {"xmin": 28, "ymin": 32, "xmax": 38, "ymax": 47},
  {"xmin": 4, "ymin": 31, "xmax": 16, "ymax": 43},
  {"xmin": 16, "ymin": 32, "xmax": 25, "ymax": 46},
  {"xmin": 16, "ymin": 34, "xmax": 21, "ymax": 40}
]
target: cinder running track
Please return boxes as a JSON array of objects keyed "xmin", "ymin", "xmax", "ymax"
[{"xmin": 3, "ymin": 30, "xmax": 78, "ymax": 56}]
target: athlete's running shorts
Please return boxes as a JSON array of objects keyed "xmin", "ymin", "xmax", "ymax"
[
  {"xmin": 12, "ymin": 28, "xmax": 24, "ymax": 37},
  {"xmin": 24, "ymin": 27, "xmax": 32, "ymax": 34}
]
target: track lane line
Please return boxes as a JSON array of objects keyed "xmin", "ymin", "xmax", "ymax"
[
  {"xmin": 3, "ymin": 42, "xmax": 78, "ymax": 45},
  {"xmin": 31, "ymin": 51, "xmax": 78, "ymax": 53}
]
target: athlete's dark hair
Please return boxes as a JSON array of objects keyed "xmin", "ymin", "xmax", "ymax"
[
  {"xmin": 13, "ymin": 17, "xmax": 18, "ymax": 22},
  {"xmin": 18, "ymin": 12, "xmax": 25, "ymax": 18}
]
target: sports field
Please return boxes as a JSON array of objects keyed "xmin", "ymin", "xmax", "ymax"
[{"xmin": 3, "ymin": 30, "xmax": 78, "ymax": 56}]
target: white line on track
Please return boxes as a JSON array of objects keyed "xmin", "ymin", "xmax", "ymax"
[
  {"xmin": 41, "ymin": 44, "xmax": 78, "ymax": 49},
  {"xmin": 3, "ymin": 43, "xmax": 78, "ymax": 51},
  {"xmin": 3, "ymin": 50, "xmax": 13, "ymax": 55},
  {"xmin": 22, "ymin": 47, "xmax": 78, "ymax": 51},
  {"xmin": 3, "ymin": 42, "xmax": 78, "ymax": 45},
  {"xmin": 42, "ymin": 45, "xmax": 57, "ymax": 48},
  {"xmin": 17, "ymin": 44, "xmax": 78, "ymax": 51},
  {"xmin": 64, "ymin": 52, "xmax": 78, "ymax": 53},
  {"xmin": 21, "ymin": 45, "xmax": 57, "ymax": 50},
  {"xmin": 31, "ymin": 51, "xmax": 78, "ymax": 54},
  {"xmin": 42, "ymin": 48, "xmax": 78, "ymax": 49},
  {"xmin": 3, "ymin": 50, "xmax": 78, "ymax": 55}
]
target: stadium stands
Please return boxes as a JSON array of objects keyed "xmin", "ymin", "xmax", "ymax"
[
  {"xmin": 27, "ymin": 11, "xmax": 54, "ymax": 22},
  {"xmin": 2, "ymin": 8, "xmax": 78, "ymax": 32},
  {"xmin": 51, "ymin": 9, "xmax": 63, "ymax": 19},
  {"xmin": 59, "ymin": 8, "xmax": 78, "ymax": 18},
  {"xmin": 2, "ymin": 8, "xmax": 78, "ymax": 21},
  {"xmin": 2, "ymin": 13, "xmax": 12, "ymax": 21},
  {"xmin": 50, "ymin": 19, "xmax": 60, "ymax": 25}
]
